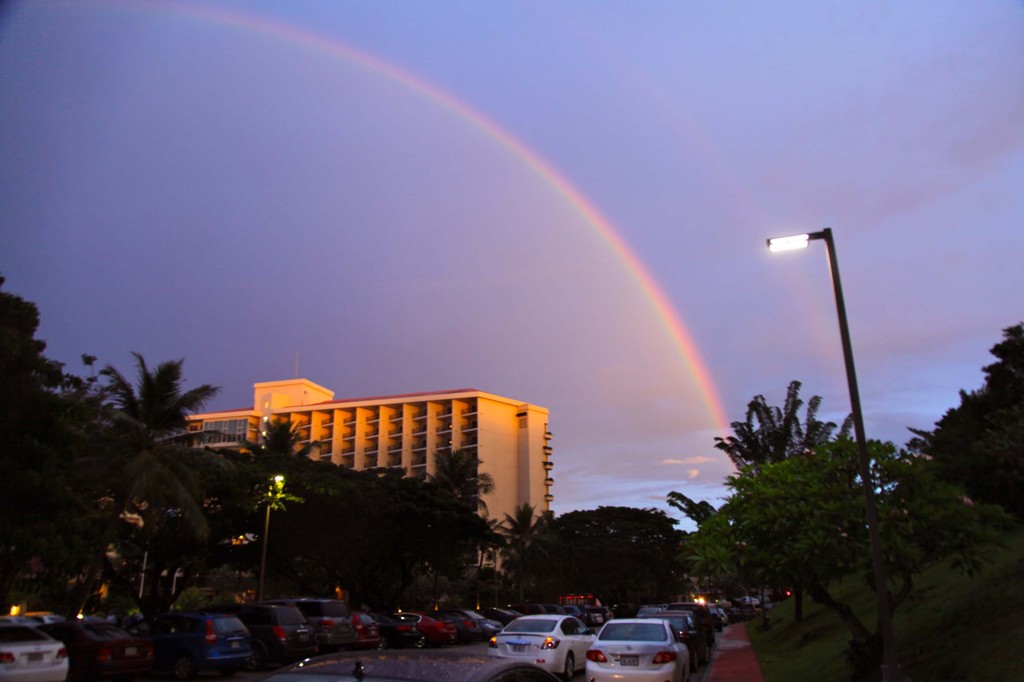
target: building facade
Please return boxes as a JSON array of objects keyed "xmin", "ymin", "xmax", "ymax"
[{"xmin": 186, "ymin": 379, "xmax": 553, "ymax": 522}]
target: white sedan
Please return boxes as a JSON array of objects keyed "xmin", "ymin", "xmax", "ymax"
[
  {"xmin": 488, "ymin": 615, "xmax": 595, "ymax": 680},
  {"xmin": 0, "ymin": 623, "xmax": 69, "ymax": 682},
  {"xmin": 585, "ymin": 618, "xmax": 690, "ymax": 682}
]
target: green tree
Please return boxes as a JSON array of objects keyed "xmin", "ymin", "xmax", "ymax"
[
  {"xmin": 499, "ymin": 503, "xmax": 548, "ymax": 603},
  {"xmin": 0, "ymin": 278, "xmax": 103, "ymax": 613},
  {"xmin": 75, "ymin": 353, "xmax": 221, "ymax": 614},
  {"xmin": 552, "ymin": 507, "xmax": 686, "ymax": 606},
  {"xmin": 707, "ymin": 380, "xmax": 851, "ymax": 620},
  {"xmin": 244, "ymin": 418, "xmax": 317, "ymax": 459},
  {"xmin": 428, "ymin": 449, "xmax": 495, "ymax": 515},
  {"xmin": 714, "ymin": 380, "xmax": 851, "ymax": 472},
  {"xmin": 910, "ymin": 322, "xmax": 1024, "ymax": 516},
  {"xmin": 688, "ymin": 439, "xmax": 1011, "ymax": 679}
]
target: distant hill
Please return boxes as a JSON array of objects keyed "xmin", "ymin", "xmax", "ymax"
[{"xmin": 748, "ymin": 526, "xmax": 1024, "ymax": 681}]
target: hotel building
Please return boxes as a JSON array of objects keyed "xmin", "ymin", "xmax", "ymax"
[{"xmin": 186, "ymin": 379, "xmax": 553, "ymax": 522}]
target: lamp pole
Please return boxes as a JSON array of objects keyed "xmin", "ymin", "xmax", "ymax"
[
  {"xmin": 257, "ymin": 475, "xmax": 285, "ymax": 602},
  {"xmin": 767, "ymin": 228, "xmax": 903, "ymax": 682}
]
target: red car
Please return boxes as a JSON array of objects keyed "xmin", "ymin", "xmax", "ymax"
[
  {"xmin": 390, "ymin": 613, "xmax": 457, "ymax": 646},
  {"xmin": 348, "ymin": 612, "xmax": 382, "ymax": 650}
]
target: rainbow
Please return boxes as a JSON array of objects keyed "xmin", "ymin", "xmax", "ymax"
[{"xmin": 97, "ymin": 0, "xmax": 731, "ymax": 432}]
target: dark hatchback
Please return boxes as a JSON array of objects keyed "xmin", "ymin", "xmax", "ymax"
[
  {"xmin": 262, "ymin": 599, "xmax": 357, "ymax": 652},
  {"xmin": 130, "ymin": 611, "xmax": 250, "ymax": 680},
  {"xmin": 666, "ymin": 602, "xmax": 716, "ymax": 645},
  {"xmin": 638, "ymin": 610, "xmax": 709, "ymax": 672},
  {"xmin": 211, "ymin": 604, "xmax": 317, "ymax": 670},
  {"xmin": 39, "ymin": 620, "xmax": 154, "ymax": 681}
]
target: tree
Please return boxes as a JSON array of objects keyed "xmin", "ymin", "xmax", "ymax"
[
  {"xmin": 910, "ymin": 322, "xmax": 1024, "ymax": 516},
  {"xmin": 552, "ymin": 507, "xmax": 686, "ymax": 606},
  {"xmin": 665, "ymin": 492, "xmax": 716, "ymax": 528},
  {"xmin": 428, "ymin": 449, "xmax": 495, "ymax": 515},
  {"xmin": 714, "ymin": 380, "xmax": 851, "ymax": 472},
  {"xmin": 75, "ymin": 353, "xmax": 221, "ymax": 615},
  {"xmin": 243, "ymin": 418, "xmax": 317, "ymax": 459},
  {"xmin": 708, "ymin": 380, "xmax": 851, "ymax": 620},
  {"xmin": 688, "ymin": 438, "xmax": 1011, "ymax": 679},
  {"xmin": 499, "ymin": 503, "xmax": 549, "ymax": 603},
  {"xmin": 0, "ymin": 278, "xmax": 101, "ymax": 612}
]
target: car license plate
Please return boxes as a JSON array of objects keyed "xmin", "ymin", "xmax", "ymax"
[
  {"xmin": 125, "ymin": 646, "xmax": 137, "ymax": 657},
  {"xmin": 28, "ymin": 652, "xmax": 43, "ymax": 662},
  {"xmin": 619, "ymin": 655, "xmax": 638, "ymax": 666},
  {"xmin": 299, "ymin": 633, "xmax": 308, "ymax": 641},
  {"xmin": 511, "ymin": 644, "xmax": 528, "ymax": 653},
  {"xmin": 231, "ymin": 641, "xmax": 240, "ymax": 648}
]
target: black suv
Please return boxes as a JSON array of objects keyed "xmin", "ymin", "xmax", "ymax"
[
  {"xmin": 262, "ymin": 598, "xmax": 358, "ymax": 652},
  {"xmin": 210, "ymin": 604, "xmax": 316, "ymax": 670}
]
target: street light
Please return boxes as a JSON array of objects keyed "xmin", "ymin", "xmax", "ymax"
[
  {"xmin": 258, "ymin": 474, "xmax": 286, "ymax": 601},
  {"xmin": 767, "ymin": 228, "xmax": 904, "ymax": 682}
]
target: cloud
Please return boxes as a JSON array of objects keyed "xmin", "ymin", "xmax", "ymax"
[{"xmin": 661, "ymin": 456, "xmax": 715, "ymax": 465}]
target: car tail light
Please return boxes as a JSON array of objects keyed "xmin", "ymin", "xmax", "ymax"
[
  {"xmin": 205, "ymin": 620, "xmax": 218, "ymax": 645},
  {"xmin": 462, "ymin": 620, "xmax": 472, "ymax": 628},
  {"xmin": 1, "ymin": 652, "xmax": 15, "ymax": 663},
  {"xmin": 272, "ymin": 626, "xmax": 286, "ymax": 641},
  {"xmin": 652, "ymin": 651, "xmax": 677, "ymax": 664},
  {"xmin": 321, "ymin": 618, "xmax": 335, "ymax": 630},
  {"xmin": 396, "ymin": 625, "xmax": 411, "ymax": 632},
  {"xmin": 585, "ymin": 650, "xmax": 607, "ymax": 662},
  {"xmin": 540, "ymin": 636, "xmax": 560, "ymax": 650},
  {"xmin": 488, "ymin": 637, "xmax": 497, "ymax": 648},
  {"xmin": 56, "ymin": 648, "xmax": 68, "ymax": 660},
  {"xmin": 96, "ymin": 644, "xmax": 113, "ymax": 662}
]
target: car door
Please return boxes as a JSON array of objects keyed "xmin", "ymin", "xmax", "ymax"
[{"xmin": 559, "ymin": 617, "xmax": 594, "ymax": 671}]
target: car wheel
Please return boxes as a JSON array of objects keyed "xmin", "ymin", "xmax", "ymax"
[
  {"xmin": 377, "ymin": 636, "xmax": 389, "ymax": 650},
  {"xmin": 413, "ymin": 636, "xmax": 427, "ymax": 649},
  {"xmin": 562, "ymin": 652, "xmax": 575, "ymax": 681},
  {"xmin": 172, "ymin": 655, "xmax": 197, "ymax": 681},
  {"xmin": 245, "ymin": 644, "xmax": 266, "ymax": 672}
]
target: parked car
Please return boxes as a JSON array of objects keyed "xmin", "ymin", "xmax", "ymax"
[
  {"xmin": 488, "ymin": 614, "xmax": 594, "ymax": 681},
  {"xmin": 638, "ymin": 610, "xmax": 709, "ymax": 672},
  {"xmin": 479, "ymin": 608, "xmax": 521, "ymax": 626},
  {"xmin": 128, "ymin": 611, "xmax": 250, "ymax": 680},
  {"xmin": 560, "ymin": 605, "xmax": 587, "ymax": 622},
  {"xmin": 38, "ymin": 620, "xmax": 153, "ymax": 681},
  {"xmin": 390, "ymin": 613, "xmax": 457, "ymax": 647},
  {"xmin": 509, "ymin": 604, "xmax": 547, "ymax": 616},
  {"xmin": 582, "ymin": 606, "xmax": 612, "ymax": 628},
  {"xmin": 261, "ymin": 598, "xmax": 357, "ymax": 652},
  {"xmin": 24, "ymin": 614, "xmax": 66, "ymax": 626},
  {"xmin": 348, "ymin": 612, "xmax": 382, "ymax": 650},
  {"xmin": 263, "ymin": 649, "xmax": 560, "ymax": 682},
  {"xmin": 0, "ymin": 622, "xmax": 69, "ymax": 682},
  {"xmin": 666, "ymin": 602, "xmax": 715, "ymax": 645},
  {"xmin": 210, "ymin": 604, "xmax": 316, "ymax": 670},
  {"xmin": 370, "ymin": 613, "xmax": 425, "ymax": 650},
  {"xmin": 635, "ymin": 605, "xmax": 667, "ymax": 617},
  {"xmin": 585, "ymin": 618, "xmax": 691, "ymax": 682},
  {"xmin": 708, "ymin": 605, "xmax": 728, "ymax": 631},
  {"xmin": 432, "ymin": 610, "xmax": 487, "ymax": 643},
  {"xmin": 540, "ymin": 604, "xmax": 567, "ymax": 615}
]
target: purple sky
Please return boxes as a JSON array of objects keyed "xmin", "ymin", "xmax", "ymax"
[{"xmin": 2, "ymin": 1, "xmax": 1022, "ymax": 530}]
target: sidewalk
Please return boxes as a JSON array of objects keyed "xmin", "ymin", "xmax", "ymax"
[{"xmin": 705, "ymin": 622, "xmax": 765, "ymax": 682}]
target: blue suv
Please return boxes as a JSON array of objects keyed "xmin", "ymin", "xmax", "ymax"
[{"xmin": 130, "ymin": 612, "xmax": 250, "ymax": 680}]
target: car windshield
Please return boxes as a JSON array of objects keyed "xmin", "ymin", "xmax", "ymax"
[
  {"xmin": 598, "ymin": 623, "xmax": 667, "ymax": 642},
  {"xmin": 212, "ymin": 617, "xmax": 246, "ymax": 634},
  {"xmin": 83, "ymin": 624, "xmax": 130, "ymax": 639},
  {"xmin": 505, "ymin": 618, "xmax": 556, "ymax": 634}
]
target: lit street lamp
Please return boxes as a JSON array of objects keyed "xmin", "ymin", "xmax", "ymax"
[
  {"xmin": 258, "ymin": 474, "xmax": 286, "ymax": 602},
  {"xmin": 767, "ymin": 228, "xmax": 904, "ymax": 682}
]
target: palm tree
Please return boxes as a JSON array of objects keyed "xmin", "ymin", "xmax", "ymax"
[
  {"xmin": 499, "ymin": 503, "xmax": 548, "ymax": 603},
  {"xmin": 428, "ymin": 449, "xmax": 495, "ymax": 515},
  {"xmin": 98, "ymin": 352, "xmax": 220, "ymax": 536},
  {"xmin": 244, "ymin": 418, "xmax": 317, "ymax": 458},
  {"xmin": 714, "ymin": 380, "xmax": 851, "ymax": 472}
]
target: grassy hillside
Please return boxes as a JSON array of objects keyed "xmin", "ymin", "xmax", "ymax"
[{"xmin": 747, "ymin": 526, "xmax": 1024, "ymax": 681}]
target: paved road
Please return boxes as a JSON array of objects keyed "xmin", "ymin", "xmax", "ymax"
[{"xmin": 143, "ymin": 637, "xmax": 715, "ymax": 681}]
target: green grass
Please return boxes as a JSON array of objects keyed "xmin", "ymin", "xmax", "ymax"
[{"xmin": 747, "ymin": 527, "xmax": 1024, "ymax": 681}]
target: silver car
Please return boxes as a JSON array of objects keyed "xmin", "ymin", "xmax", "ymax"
[
  {"xmin": 585, "ymin": 619, "xmax": 690, "ymax": 682},
  {"xmin": 488, "ymin": 615, "xmax": 594, "ymax": 680}
]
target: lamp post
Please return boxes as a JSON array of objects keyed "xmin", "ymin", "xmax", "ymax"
[
  {"xmin": 257, "ymin": 475, "xmax": 285, "ymax": 602},
  {"xmin": 767, "ymin": 228, "xmax": 904, "ymax": 682}
]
